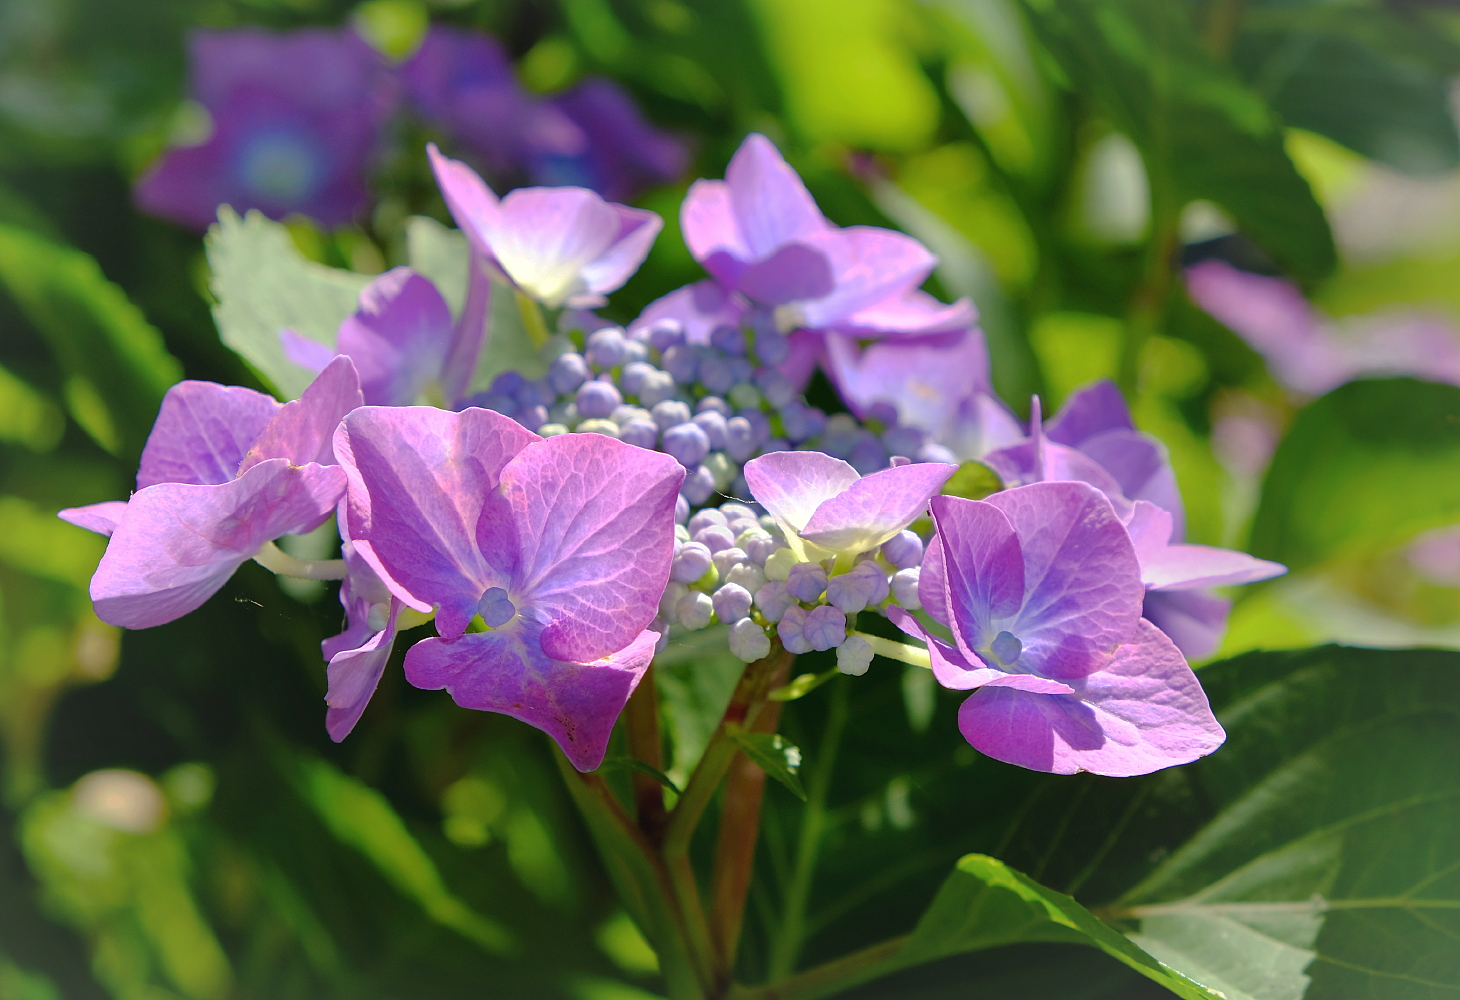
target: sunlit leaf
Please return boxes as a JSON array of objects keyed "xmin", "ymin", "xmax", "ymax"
[
  {"xmin": 726, "ymin": 725, "xmax": 806, "ymax": 801},
  {"xmin": 940, "ymin": 460, "xmax": 1004, "ymax": 501},
  {"xmin": 205, "ymin": 208, "xmax": 369, "ymax": 401}
]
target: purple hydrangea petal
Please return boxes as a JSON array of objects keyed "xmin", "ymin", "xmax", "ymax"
[
  {"xmin": 58, "ymin": 501, "xmax": 130, "ymax": 538},
  {"xmin": 137, "ymin": 381, "xmax": 281, "ymax": 489},
  {"xmin": 918, "ymin": 534, "xmax": 950, "ymax": 628},
  {"xmin": 333, "ymin": 269, "xmax": 454, "ymax": 407},
  {"xmin": 334, "ymin": 405, "xmax": 540, "ymax": 633},
  {"xmin": 928, "ymin": 495, "xmax": 1025, "ymax": 665},
  {"xmin": 792, "ymin": 227, "xmax": 939, "ymax": 330},
  {"xmin": 240, "ymin": 355, "xmax": 363, "ymax": 473},
  {"xmin": 325, "ymin": 597, "xmax": 400, "ymax": 742},
  {"xmin": 629, "ymin": 280, "xmax": 746, "ymax": 347},
  {"xmin": 835, "ymin": 288, "xmax": 976, "ymax": 337},
  {"xmin": 1127, "ymin": 501, "xmax": 1285, "ymax": 591},
  {"xmin": 956, "ymin": 619, "xmax": 1224, "ymax": 776},
  {"xmin": 735, "ymin": 242, "xmax": 836, "ymax": 306},
  {"xmin": 799, "ymin": 461, "xmax": 956, "ymax": 554},
  {"xmin": 983, "ymin": 437, "xmax": 1134, "ymax": 522},
  {"xmin": 1043, "ymin": 380, "xmax": 1135, "ymax": 448},
  {"xmin": 90, "ymin": 459, "xmax": 346, "ymax": 629},
  {"xmin": 977, "ymin": 483, "xmax": 1144, "ymax": 679},
  {"xmin": 1078, "ymin": 428, "xmax": 1185, "ymax": 539},
  {"xmin": 499, "ymin": 432, "xmax": 683, "ymax": 663},
  {"xmin": 404, "ymin": 622, "xmax": 657, "ymax": 771},
  {"xmin": 823, "ymin": 329, "xmax": 989, "ymax": 438},
  {"xmin": 1142, "ymin": 588, "xmax": 1232, "ymax": 660},
  {"xmin": 743, "ymin": 451, "xmax": 860, "ymax": 537},
  {"xmin": 281, "ymin": 329, "xmax": 337, "ymax": 375},
  {"xmin": 889, "ymin": 606, "xmax": 1075, "ymax": 695}
]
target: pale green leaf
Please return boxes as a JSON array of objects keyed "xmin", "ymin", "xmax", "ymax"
[{"xmin": 726, "ymin": 726, "xmax": 806, "ymax": 801}]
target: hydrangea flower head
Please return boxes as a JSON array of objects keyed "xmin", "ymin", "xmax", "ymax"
[
  {"xmin": 60, "ymin": 358, "xmax": 363, "ymax": 629},
  {"xmin": 891, "ymin": 483, "xmax": 1225, "ymax": 776},
  {"xmin": 429, "ymin": 144, "xmax": 662, "ymax": 309},
  {"xmin": 541, "ymin": 77, "xmax": 688, "ymax": 202},
  {"xmin": 743, "ymin": 451, "xmax": 956, "ymax": 563},
  {"xmin": 334, "ymin": 405, "xmax": 684, "ymax": 769},
  {"xmin": 136, "ymin": 27, "xmax": 390, "ymax": 230}
]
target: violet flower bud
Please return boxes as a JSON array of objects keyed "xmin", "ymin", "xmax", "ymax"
[
  {"xmin": 672, "ymin": 542, "xmax": 712, "ymax": 583},
  {"xmin": 802, "ymin": 605, "xmax": 847, "ymax": 651},
  {"xmin": 576, "ymin": 380, "xmax": 622, "ymax": 419},
  {"xmin": 883, "ymin": 425, "xmax": 926, "ymax": 460},
  {"xmin": 623, "ymin": 340, "xmax": 649, "ymax": 365},
  {"xmin": 491, "ymin": 371, "xmax": 526, "ymax": 397},
  {"xmin": 694, "ymin": 525, "xmax": 736, "ymax": 553},
  {"xmin": 713, "ymin": 582, "xmax": 753, "ymax": 622},
  {"xmin": 827, "ymin": 561, "xmax": 891, "ymax": 614},
  {"xmin": 720, "ymin": 502, "xmax": 757, "ymax": 521},
  {"xmin": 710, "ymin": 324, "xmax": 746, "ymax": 356},
  {"xmin": 620, "ymin": 361, "xmax": 657, "ymax": 396},
  {"xmin": 638, "ymin": 370, "xmax": 678, "ymax": 407},
  {"xmin": 676, "ymin": 590, "xmax": 715, "ymax": 630},
  {"xmin": 688, "ymin": 508, "xmax": 728, "ymax": 534},
  {"xmin": 890, "ymin": 567, "xmax": 921, "ymax": 610},
  {"xmin": 474, "ymin": 391, "xmax": 517, "ymax": 416},
  {"xmin": 848, "ymin": 432, "xmax": 887, "ymax": 475},
  {"xmin": 587, "ymin": 327, "xmax": 628, "ymax": 369},
  {"xmin": 786, "ymin": 562, "xmax": 828, "ymax": 602},
  {"xmin": 682, "ymin": 465, "xmax": 716, "ymax": 505},
  {"xmin": 726, "ymin": 358, "xmax": 754, "ymax": 386},
  {"xmin": 712, "ymin": 547, "xmax": 748, "ymax": 579},
  {"xmin": 746, "ymin": 534, "xmax": 784, "ymax": 566},
  {"xmin": 777, "ymin": 605, "xmax": 813, "ymax": 655},
  {"xmin": 780, "ymin": 402, "xmax": 814, "ymax": 442},
  {"xmin": 738, "ymin": 409, "xmax": 771, "ymax": 445},
  {"xmin": 660, "ymin": 581, "xmax": 688, "ymax": 617},
  {"xmin": 729, "ymin": 617, "xmax": 771, "ymax": 662},
  {"xmin": 836, "ymin": 635, "xmax": 874, "ymax": 676},
  {"xmin": 674, "ymin": 494, "xmax": 689, "ymax": 524},
  {"xmin": 652, "ymin": 399, "xmax": 692, "ymax": 431},
  {"xmin": 693, "ymin": 410, "xmax": 728, "ymax": 450},
  {"xmin": 611, "ymin": 404, "xmax": 651, "ymax": 426},
  {"xmin": 756, "ymin": 369, "xmax": 795, "ymax": 408},
  {"xmin": 516, "ymin": 378, "xmax": 553, "ymax": 410},
  {"xmin": 663, "ymin": 423, "xmax": 711, "ymax": 468},
  {"xmin": 662, "ymin": 344, "xmax": 698, "ymax": 384},
  {"xmin": 548, "ymin": 352, "xmax": 590, "ymax": 395},
  {"xmin": 867, "ymin": 401, "xmax": 899, "ymax": 426},
  {"xmin": 726, "ymin": 416, "xmax": 757, "ymax": 462},
  {"xmin": 647, "ymin": 318, "xmax": 685, "ymax": 352},
  {"xmin": 755, "ymin": 328, "xmax": 790, "ymax": 366},
  {"xmin": 621, "ymin": 420, "xmax": 659, "ymax": 450},
  {"xmin": 754, "ymin": 580, "xmax": 795, "ymax": 623},
  {"xmin": 517, "ymin": 404, "xmax": 549, "ymax": 431},
  {"xmin": 882, "ymin": 530, "xmax": 924, "ymax": 570},
  {"xmin": 819, "ymin": 414, "xmax": 859, "ymax": 458},
  {"xmin": 699, "ymin": 356, "xmax": 734, "ymax": 394},
  {"xmin": 697, "ymin": 396, "xmax": 731, "ymax": 417}
]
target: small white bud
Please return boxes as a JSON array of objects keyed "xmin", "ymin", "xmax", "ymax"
[
  {"xmin": 764, "ymin": 547, "xmax": 798, "ymax": 582},
  {"xmin": 837, "ymin": 635, "xmax": 874, "ymax": 676},
  {"xmin": 728, "ymin": 617, "xmax": 772, "ymax": 662},
  {"xmin": 726, "ymin": 561, "xmax": 766, "ymax": 594},
  {"xmin": 891, "ymin": 568, "xmax": 921, "ymax": 610},
  {"xmin": 659, "ymin": 581, "xmax": 688, "ymax": 617},
  {"xmin": 676, "ymin": 590, "xmax": 715, "ymax": 630}
]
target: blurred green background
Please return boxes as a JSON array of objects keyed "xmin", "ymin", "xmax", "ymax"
[{"xmin": 5, "ymin": 0, "xmax": 1460, "ymax": 997}]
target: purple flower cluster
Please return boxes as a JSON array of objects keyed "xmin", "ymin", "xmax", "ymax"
[
  {"xmin": 65, "ymin": 130, "xmax": 1288, "ymax": 779},
  {"xmin": 137, "ymin": 24, "xmax": 686, "ymax": 231}
]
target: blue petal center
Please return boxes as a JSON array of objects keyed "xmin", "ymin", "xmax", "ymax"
[
  {"xmin": 990, "ymin": 630, "xmax": 1022, "ymax": 667},
  {"xmin": 477, "ymin": 587, "xmax": 517, "ymax": 628},
  {"xmin": 236, "ymin": 131, "xmax": 323, "ymax": 203}
]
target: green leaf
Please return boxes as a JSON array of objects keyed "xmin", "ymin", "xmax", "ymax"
[
  {"xmin": 0, "ymin": 223, "xmax": 181, "ymax": 458},
  {"xmin": 289, "ymin": 753, "xmax": 516, "ymax": 956},
  {"xmin": 1250, "ymin": 378, "xmax": 1460, "ymax": 572},
  {"xmin": 768, "ymin": 667, "xmax": 840, "ymax": 703},
  {"xmin": 1109, "ymin": 645, "xmax": 1460, "ymax": 1000},
  {"xmin": 1021, "ymin": 0, "xmax": 1336, "ymax": 280},
  {"xmin": 725, "ymin": 725, "xmax": 806, "ymax": 801},
  {"xmin": 899, "ymin": 854, "xmax": 1222, "ymax": 1000},
  {"xmin": 597, "ymin": 757, "xmax": 681, "ymax": 796},
  {"xmin": 205, "ymin": 207, "xmax": 369, "ymax": 400},
  {"xmin": 940, "ymin": 460, "xmax": 1004, "ymax": 501}
]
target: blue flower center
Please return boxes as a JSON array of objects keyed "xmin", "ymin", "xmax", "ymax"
[
  {"xmin": 237, "ymin": 131, "xmax": 323, "ymax": 204},
  {"xmin": 990, "ymin": 630, "xmax": 1022, "ymax": 667},
  {"xmin": 477, "ymin": 587, "xmax": 517, "ymax": 628}
]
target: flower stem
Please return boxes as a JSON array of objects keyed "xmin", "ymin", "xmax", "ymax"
[
  {"xmin": 846, "ymin": 630, "xmax": 930, "ymax": 669},
  {"xmin": 708, "ymin": 654, "xmax": 791, "ymax": 973},
  {"xmin": 767, "ymin": 677, "xmax": 849, "ymax": 980},
  {"xmin": 253, "ymin": 541, "xmax": 347, "ymax": 580},
  {"xmin": 624, "ymin": 664, "xmax": 668, "ymax": 840},
  {"xmin": 728, "ymin": 935, "xmax": 909, "ymax": 1000},
  {"xmin": 514, "ymin": 289, "xmax": 551, "ymax": 350}
]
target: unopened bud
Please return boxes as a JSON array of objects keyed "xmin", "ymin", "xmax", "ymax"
[
  {"xmin": 802, "ymin": 605, "xmax": 847, "ymax": 651},
  {"xmin": 837, "ymin": 635, "xmax": 874, "ymax": 676},
  {"xmin": 891, "ymin": 568, "xmax": 921, "ymax": 610},
  {"xmin": 881, "ymin": 530, "xmax": 924, "ymax": 570},
  {"xmin": 728, "ymin": 618, "xmax": 771, "ymax": 662},
  {"xmin": 786, "ymin": 562, "xmax": 828, "ymax": 602},
  {"xmin": 764, "ymin": 547, "xmax": 798, "ymax": 582},
  {"xmin": 676, "ymin": 590, "xmax": 714, "ymax": 630},
  {"xmin": 826, "ymin": 561, "xmax": 891, "ymax": 614},
  {"xmin": 777, "ymin": 605, "xmax": 813, "ymax": 655},
  {"xmin": 713, "ymin": 583, "xmax": 753, "ymax": 622},
  {"xmin": 726, "ymin": 561, "xmax": 766, "ymax": 594},
  {"xmin": 754, "ymin": 580, "xmax": 796, "ymax": 623},
  {"xmin": 695, "ymin": 525, "xmax": 736, "ymax": 553},
  {"xmin": 672, "ymin": 542, "xmax": 713, "ymax": 583}
]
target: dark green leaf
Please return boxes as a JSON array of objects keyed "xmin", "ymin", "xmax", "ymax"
[
  {"xmin": 726, "ymin": 725, "xmax": 807, "ymax": 801},
  {"xmin": 768, "ymin": 667, "xmax": 841, "ymax": 702},
  {"xmin": 205, "ymin": 208, "xmax": 369, "ymax": 400},
  {"xmin": 0, "ymin": 223, "xmax": 181, "ymax": 458},
  {"xmin": 1021, "ymin": 0, "xmax": 1336, "ymax": 280},
  {"xmin": 940, "ymin": 460, "xmax": 1004, "ymax": 501},
  {"xmin": 1250, "ymin": 378, "xmax": 1460, "ymax": 572}
]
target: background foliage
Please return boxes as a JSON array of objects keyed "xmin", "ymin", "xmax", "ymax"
[{"xmin": 3, "ymin": 0, "xmax": 1460, "ymax": 997}]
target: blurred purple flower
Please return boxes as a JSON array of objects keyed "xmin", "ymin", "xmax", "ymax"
[
  {"xmin": 136, "ymin": 27, "xmax": 391, "ymax": 230},
  {"xmin": 322, "ymin": 525, "xmax": 402, "ymax": 742},
  {"xmin": 334, "ymin": 405, "xmax": 684, "ymax": 770},
  {"xmin": 59, "ymin": 358, "xmax": 363, "ymax": 629},
  {"xmin": 429, "ymin": 144, "xmax": 662, "ymax": 309},
  {"xmin": 890, "ymin": 484, "xmax": 1225, "ymax": 776},
  {"xmin": 539, "ymin": 77, "xmax": 688, "ymax": 201},
  {"xmin": 1186, "ymin": 259, "xmax": 1460, "ymax": 397}
]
